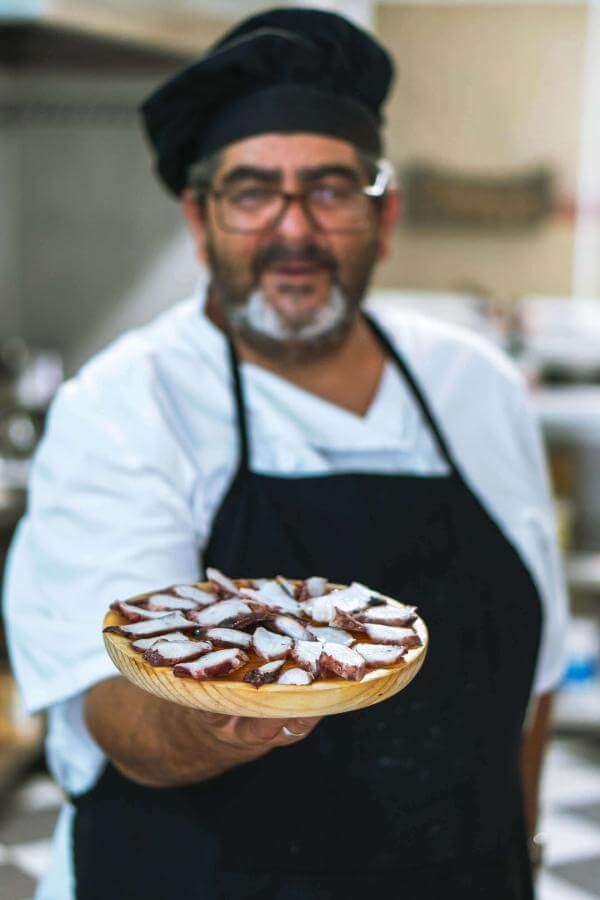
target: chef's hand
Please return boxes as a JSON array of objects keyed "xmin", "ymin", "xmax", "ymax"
[{"xmin": 86, "ymin": 676, "xmax": 320, "ymax": 788}]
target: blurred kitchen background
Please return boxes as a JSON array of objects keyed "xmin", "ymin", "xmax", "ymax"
[{"xmin": 1, "ymin": 1, "xmax": 600, "ymax": 898}]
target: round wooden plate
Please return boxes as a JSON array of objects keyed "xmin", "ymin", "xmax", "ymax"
[{"xmin": 103, "ymin": 581, "xmax": 428, "ymax": 718}]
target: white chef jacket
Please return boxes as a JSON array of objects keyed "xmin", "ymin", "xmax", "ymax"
[{"xmin": 3, "ymin": 290, "xmax": 568, "ymax": 900}]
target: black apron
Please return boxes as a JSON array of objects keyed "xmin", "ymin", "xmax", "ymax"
[{"xmin": 72, "ymin": 313, "xmax": 542, "ymax": 899}]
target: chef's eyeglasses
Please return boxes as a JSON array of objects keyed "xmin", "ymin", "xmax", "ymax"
[{"xmin": 209, "ymin": 159, "xmax": 395, "ymax": 234}]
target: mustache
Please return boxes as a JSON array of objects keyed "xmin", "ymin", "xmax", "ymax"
[{"xmin": 252, "ymin": 243, "xmax": 338, "ymax": 280}]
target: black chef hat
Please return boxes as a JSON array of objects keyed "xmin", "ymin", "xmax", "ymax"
[{"xmin": 141, "ymin": 7, "xmax": 394, "ymax": 196}]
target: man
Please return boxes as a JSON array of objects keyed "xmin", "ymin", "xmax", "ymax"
[{"xmin": 5, "ymin": 8, "xmax": 566, "ymax": 900}]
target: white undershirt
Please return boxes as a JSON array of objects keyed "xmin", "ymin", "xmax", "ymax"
[{"xmin": 3, "ymin": 290, "xmax": 568, "ymax": 899}]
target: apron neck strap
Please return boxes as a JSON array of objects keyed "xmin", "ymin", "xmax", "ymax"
[
  {"xmin": 362, "ymin": 312, "xmax": 459, "ymax": 474},
  {"xmin": 226, "ymin": 334, "xmax": 250, "ymax": 472}
]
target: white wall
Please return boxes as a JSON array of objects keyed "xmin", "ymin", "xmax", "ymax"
[{"xmin": 374, "ymin": 3, "xmax": 588, "ymax": 297}]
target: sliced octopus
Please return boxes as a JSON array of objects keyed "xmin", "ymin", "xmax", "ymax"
[
  {"xmin": 252, "ymin": 627, "xmax": 293, "ymax": 660},
  {"xmin": 275, "ymin": 575, "xmax": 296, "ymax": 598},
  {"xmin": 187, "ymin": 599, "xmax": 251, "ymax": 627},
  {"xmin": 268, "ymin": 614, "xmax": 315, "ymax": 642},
  {"xmin": 132, "ymin": 631, "xmax": 191, "ymax": 652},
  {"xmin": 145, "ymin": 593, "xmax": 200, "ymax": 612},
  {"xmin": 278, "ymin": 667, "xmax": 313, "ymax": 685},
  {"xmin": 206, "ymin": 567, "xmax": 240, "ymax": 597},
  {"xmin": 363, "ymin": 624, "xmax": 422, "ymax": 648},
  {"xmin": 143, "ymin": 639, "xmax": 212, "ymax": 666},
  {"xmin": 354, "ymin": 605, "xmax": 417, "ymax": 627},
  {"xmin": 109, "ymin": 601, "xmax": 170, "ymax": 622},
  {"xmin": 320, "ymin": 643, "xmax": 366, "ymax": 681},
  {"xmin": 330, "ymin": 609, "xmax": 367, "ymax": 633},
  {"xmin": 218, "ymin": 611, "xmax": 273, "ymax": 631},
  {"xmin": 295, "ymin": 575, "xmax": 329, "ymax": 604},
  {"xmin": 201, "ymin": 627, "xmax": 253, "ymax": 650},
  {"xmin": 291, "ymin": 640, "xmax": 324, "ymax": 677},
  {"xmin": 172, "ymin": 584, "xmax": 216, "ymax": 604},
  {"xmin": 108, "ymin": 569, "xmax": 421, "ymax": 687},
  {"xmin": 309, "ymin": 582, "xmax": 371, "ymax": 623},
  {"xmin": 243, "ymin": 659, "xmax": 285, "ymax": 687},
  {"xmin": 174, "ymin": 648, "xmax": 248, "ymax": 680},
  {"xmin": 353, "ymin": 643, "xmax": 407, "ymax": 667},
  {"xmin": 307, "ymin": 625, "xmax": 354, "ymax": 647},
  {"xmin": 104, "ymin": 612, "xmax": 196, "ymax": 638},
  {"xmin": 240, "ymin": 584, "xmax": 301, "ymax": 616}
]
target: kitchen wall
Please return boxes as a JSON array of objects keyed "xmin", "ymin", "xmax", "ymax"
[
  {"xmin": 4, "ymin": 70, "xmax": 206, "ymax": 374},
  {"xmin": 0, "ymin": 70, "xmax": 22, "ymax": 337},
  {"xmin": 373, "ymin": 2, "xmax": 588, "ymax": 298}
]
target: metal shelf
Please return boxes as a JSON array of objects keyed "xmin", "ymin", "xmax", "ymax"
[
  {"xmin": 567, "ymin": 553, "xmax": 600, "ymax": 594},
  {"xmin": 533, "ymin": 386, "xmax": 600, "ymax": 443},
  {"xmin": 554, "ymin": 681, "xmax": 600, "ymax": 733}
]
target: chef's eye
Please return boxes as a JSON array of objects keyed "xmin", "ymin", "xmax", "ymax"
[
  {"xmin": 309, "ymin": 184, "xmax": 356, "ymax": 207},
  {"xmin": 228, "ymin": 187, "xmax": 278, "ymax": 209}
]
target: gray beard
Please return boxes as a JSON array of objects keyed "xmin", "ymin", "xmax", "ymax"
[{"xmin": 222, "ymin": 284, "xmax": 359, "ymax": 364}]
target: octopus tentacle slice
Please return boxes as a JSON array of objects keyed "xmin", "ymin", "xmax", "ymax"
[
  {"xmin": 187, "ymin": 599, "xmax": 251, "ymax": 627},
  {"xmin": 174, "ymin": 648, "xmax": 248, "ymax": 680},
  {"xmin": 275, "ymin": 575, "xmax": 296, "ymax": 598},
  {"xmin": 363, "ymin": 624, "xmax": 422, "ymax": 648},
  {"xmin": 109, "ymin": 601, "xmax": 170, "ymax": 622},
  {"xmin": 307, "ymin": 625, "xmax": 354, "ymax": 646},
  {"xmin": 291, "ymin": 640, "xmax": 324, "ymax": 677},
  {"xmin": 305, "ymin": 576, "xmax": 328, "ymax": 597},
  {"xmin": 172, "ymin": 585, "xmax": 217, "ymax": 604},
  {"xmin": 309, "ymin": 582, "xmax": 372, "ymax": 623},
  {"xmin": 206, "ymin": 567, "xmax": 240, "ymax": 597},
  {"xmin": 131, "ymin": 631, "xmax": 191, "ymax": 652},
  {"xmin": 354, "ymin": 605, "xmax": 417, "ymax": 627},
  {"xmin": 201, "ymin": 627, "xmax": 253, "ymax": 650},
  {"xmin": 353, "ymin": 643, "xmax": 407, "ymax": 667},
  {"xmin": 294, "ymin": 576, "xmax": 329, "ymax": 605},
  {"xmin": 330, "ymin": 609, "xmax": 367, "ymax": 633},
  {"xmin": 278, "ymin": 667, "xmax": 313, "ymax": 685},
  {"xmin": 240, "ymin": 585, "xmax": 301, "ymax": 616},
  {"xmin": 145, "ymin": 594, "xmax": 200, "ymax": 612},
  {"xmin": 268, "ymin": 614, "xmax": 315, "ymax": 642},
  {"xmin": 320, "ymin": 643, "xmax": 366, "ymax": 681},
  {"xmin": 243, "ymin": 659, "xmax": 285, "ymax": 687},
  {"xmin": 104, "ymin": 612, "xmax": 196, "ymax": 638},
  {"xmin": 217, "ymin": 611, "xmax": 272, "ymax": 631},
  {"xmin": 309, "ymin": 595, "xmax": 337, "ymax": 623},
  {"xmin": 252, "ymin": 626, "xmax": 294, "ymax": 660},
  {"xmin": 143, "ymin": 639, "xmax": 213, "ymax": 666}
]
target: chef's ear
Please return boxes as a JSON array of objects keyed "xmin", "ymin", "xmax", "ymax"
[
  {"xmin": 181, "ymin": 188, "xmax": 209, "ymax": 262},
  {"xmin": 376, "ymin": 188, "xmax": 401, "ymax": 262}
]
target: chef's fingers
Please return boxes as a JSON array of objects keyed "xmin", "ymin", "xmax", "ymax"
[
  {"xmin": 238, "ymin": 716, "xmax": 293, "ymax": 745},
  {"xmin": 200, "ymin": 711, "xmax": 236, "ymax": 730},
  {"xmin": 235, "ymin": 715, "xmax": 320, "ymax": 747},
  {"xmin": 202, "ymin": 713, "xmax": 321, "ymax": 751},
  {"xmin": 272, "ymin": 716, "xmax": 322, "ymax": 746}
]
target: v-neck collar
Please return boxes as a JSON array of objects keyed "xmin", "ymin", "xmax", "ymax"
[{"xmin": 186, "ymin": 286, "xmax": 421, "ymax": 452}]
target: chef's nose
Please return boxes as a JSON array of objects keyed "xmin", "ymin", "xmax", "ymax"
[{"xmin": 272, "ymin": 195, "xmax": 317, "ymax": 240}]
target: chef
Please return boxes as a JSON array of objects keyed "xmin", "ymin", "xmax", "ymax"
[{"xmin": 4, "ymin": 8, "xmax": 567, "ymax": 900}]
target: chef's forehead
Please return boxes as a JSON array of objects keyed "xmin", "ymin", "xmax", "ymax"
[{"xmin": 215, "ymin": 133, "xmax": 366, "ymax": 179}]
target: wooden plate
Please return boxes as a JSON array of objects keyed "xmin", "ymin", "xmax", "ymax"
[{"xmin": 103, "ymin": 581, "xmax": 428, "ymax": 718}]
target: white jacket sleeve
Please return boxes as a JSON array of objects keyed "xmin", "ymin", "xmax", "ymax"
[{"xmin": 3, "ymin": 374, "xmax": 200, "ymax": 716}]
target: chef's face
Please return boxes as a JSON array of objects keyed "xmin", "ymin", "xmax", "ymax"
[{"xmin": 182, "ymin": 133, "xmax": 398, "ymax": 362}]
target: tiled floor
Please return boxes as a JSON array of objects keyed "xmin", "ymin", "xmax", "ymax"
[{"xmin": 0, "ymin": 737, "xmax": 599, "ymax": 899}]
